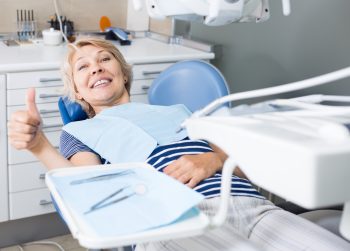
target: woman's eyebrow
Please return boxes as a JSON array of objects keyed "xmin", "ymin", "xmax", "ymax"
[{"xmin": 75, "ymin": 49, "xmax": 107, "ymax": 62}]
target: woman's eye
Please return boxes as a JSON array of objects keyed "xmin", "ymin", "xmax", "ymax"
[
  {"xmin": 101, "ymin": 57, "xmax": 111, "ymax": 62},
  {"xmin": 78, "ymin": 65, "xmax": 87, "ymax": 71}
]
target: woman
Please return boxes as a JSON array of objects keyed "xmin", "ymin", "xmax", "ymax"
[{"xmin": 8, "ymin": 38, "xmax": 350, "ymax": 251}]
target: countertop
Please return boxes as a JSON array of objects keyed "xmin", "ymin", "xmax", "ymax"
[{"xmin": 0, "ymin": 37, "xmax": 215, "ymax": 73}]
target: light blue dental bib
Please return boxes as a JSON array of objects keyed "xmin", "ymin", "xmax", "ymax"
[{"xmin": 63, "ymin": 103, "xmax": 191, "ymax": 163}]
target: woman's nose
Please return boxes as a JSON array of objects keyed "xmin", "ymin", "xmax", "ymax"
[{"xmin": 92, "ymin": 66, "xmax": 104, "ymax": 75}]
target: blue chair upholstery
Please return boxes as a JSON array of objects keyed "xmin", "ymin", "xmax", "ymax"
[
  {"xmin": 148, "ymin": 60, "xmax": 230, "ymax": 112},
  {"xmin": 58, "ymin": 96, "xmax": 88, "ymax": 125}
]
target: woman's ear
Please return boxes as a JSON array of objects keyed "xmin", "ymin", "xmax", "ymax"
[
  {"xmin": 122, "ymin": 74, "xmax": 127, "ymax": 83},
  {"xmin": 75, "ymin": 92, "xmax": 83, "ymax": 100},
  {"xmin": 73, "ymin": 84, "xmax": 83, "ymax": 100}
]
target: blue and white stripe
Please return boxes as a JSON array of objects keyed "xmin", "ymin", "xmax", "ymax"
[
  {"xmin": 146, "ymin": 138, "xmax": 263, "ymax": 199},
  {"xmin": 60, "ymin": 131, "xmax": 264, "ymax": 199}
]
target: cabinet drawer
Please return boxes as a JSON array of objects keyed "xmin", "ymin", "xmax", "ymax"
[
  {"xmin": 130, "ymin": 79, "xmax": 152, "ymax": 95},
  {"xmin": 41, "ymin": 117, "xmax": 63, "ymax": 131},
  {"xmin": 132, "ymin": 63, "xmax": 172, "ymax": 80},
  {"xmin": 7, "ymin": 70, "xmax": 62, "ymax": 89},
  {"xmin": 9, "ymin": 188, "xmax": 55, "ymax": 220},
  {"xmin": 8, "ymin": 131, "xmax": 61, "ymax": 165},
  {"xmin": 9, "ymin": 162, "xmax": 47, "ymax": 193},
  {"xmin": 131, "ymin": 94, "xmax": 149, "ymax": 104},
  {"xmin": 7, "ymin": 103, "xmax": 61, "ymax": 120},
  {"xmin": 7, "ymin": 86, "xmax": 63, "ymax": 106}
]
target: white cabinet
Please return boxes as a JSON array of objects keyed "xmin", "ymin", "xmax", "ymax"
[
  {"xmin": 0, "ymin": 75, "xmax": 8, "ymax": 222},
  {"xmin": 6, "ymin": 70, "xmax": 63, "ymax": 220}
]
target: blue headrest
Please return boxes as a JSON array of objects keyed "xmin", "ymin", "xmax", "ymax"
[
  {"xmin": 148, "ymin": 60, "xmax": 229, "ymax": 112},
  {"xmin": 58, "ymin": 97, "xmax": 88, "ymax": 125}
]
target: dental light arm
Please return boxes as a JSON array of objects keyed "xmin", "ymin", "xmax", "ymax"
[
  {"xmin": 133, "ymin": 0, "xmax": 291, "ymax": 26},
  {"xmin": 191, "ymin": 65, "xmax": 350, "ymax": 119},
  {"xmin": 192, "ymin": 67, "xmax": 350, "ymax": 117}
]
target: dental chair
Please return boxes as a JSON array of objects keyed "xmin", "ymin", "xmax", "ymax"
[{"xmin": 56, "ymin": 60, "xmax": 343, "ymax": 249}]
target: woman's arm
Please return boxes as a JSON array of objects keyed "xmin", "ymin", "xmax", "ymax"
[
  {"xmin": 7, "ymin": 88, "xmax": 101, "ymax": 170},
  {"xmin": 163, "ymin": 141, "xmax": 247, "ymax": 188},
  {"xmin": 163, "ymin": 151, "xmax": 223, "ymax": 188},
  {"xmin": 209, "ymin": 142, "xmax": 247, "ymax": 179},
  {"xmin": 29, "ymin": 131, "xmax": 101, "ymax": 169},
  {"xmin": 162, "ymin": 141, "xmax": 226, "ymax": 188}
]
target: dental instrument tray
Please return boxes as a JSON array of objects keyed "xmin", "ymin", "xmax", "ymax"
[
  {"xmin": 185, "ymin": 95, "xmax": 350, "ymax": 210},
  {"xmin": 46, "ymin": 163, "xmax": 210, "ymax": 249}
]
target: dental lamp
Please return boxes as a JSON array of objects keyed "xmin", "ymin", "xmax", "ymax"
[{"xmin": 133, "ymin": 0, "xmax": 291, "ymax": 26}]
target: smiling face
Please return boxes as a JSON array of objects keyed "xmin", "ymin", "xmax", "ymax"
[{"xmin": 71, "ymin": 45, "xmax": 130, "ymax": 114}]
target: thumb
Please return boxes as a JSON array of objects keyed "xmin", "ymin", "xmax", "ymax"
[{"xmin": 26, "ymin": 88, "xmax": 41, "ymax": 122}]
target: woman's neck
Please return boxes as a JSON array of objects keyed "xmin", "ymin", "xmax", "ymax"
[{"xmin": 93, "ymin": 95, "xmax": 130, "ymax": 114}]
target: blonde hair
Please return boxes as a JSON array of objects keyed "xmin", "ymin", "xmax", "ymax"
[{"xmin": 61, "ymin": 37, "xmax": 133, "ymax": 117}]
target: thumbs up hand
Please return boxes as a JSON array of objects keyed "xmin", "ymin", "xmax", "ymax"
[
  {"xmin": 8, "ymin": 88, "xmax": 44, "ymax": 151},
  {"xmin": 26, "ymin": 87, "xmax": 41, "ymax": 124}
]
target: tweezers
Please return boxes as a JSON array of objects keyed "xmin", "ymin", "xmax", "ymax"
[
  {"xmin": 84, "ymin": 186, "xmax": 132, "ymax": 214},
  {"xmin": 70, "ymin": 170, "xmax": 134, "ymax": 185}
]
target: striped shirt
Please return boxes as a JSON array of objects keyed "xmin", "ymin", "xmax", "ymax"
[{"xmin": 60, "ymin": 130, "xmax": 264, "ymax": 199}]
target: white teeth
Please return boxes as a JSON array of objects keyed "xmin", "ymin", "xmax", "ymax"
[{"xmin": 93, "ymin": 79, "xmax": 110, "ymax": 88}]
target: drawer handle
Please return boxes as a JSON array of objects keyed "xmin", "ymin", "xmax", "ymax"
[
  {"xmin": 142, "ymin": 70, "xmax": 162, "ymax": 75},
  {"xmin": 141, "ymin": 85, "xmax": 150, "ymax": 90},
  {"xmin": 39, "ymin": 109, "xmax": 60, "ymax": 114},
  {"xmin": 42, "ymin": 123, "xmax": 62, "ymax": 129},
  {"xmin": 39, "ymin": 173, "xmax": 46, "ymax": 180},
  {"xmin": 39, "ymin": 200, "xmax": 53, "ymax": 206},
  {"xmin": 39, "ymin": 77, "xmax": 62, "ymax": 83},
  {"xmin": 39, "ymin": 94, "xmax": 62, "ymax": 99}
]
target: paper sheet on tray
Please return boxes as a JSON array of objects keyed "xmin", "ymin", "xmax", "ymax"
[{"xmin": 50, "ymin": 166, "xmax": 204, "ymax": 237}]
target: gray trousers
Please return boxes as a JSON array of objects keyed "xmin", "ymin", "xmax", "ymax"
[{"xmin": 136, "ymin": 196, "xmax": 350, "ymax": 251}]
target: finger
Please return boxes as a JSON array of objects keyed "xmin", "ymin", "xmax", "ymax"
[
  {"xmin": 25, "ymin": 88, "xmax": 41, "ymax": 122},
  {"xmin": 10, "ymin": 111, "xmax": 31, "ymax": 123},
  {"xmin": 177, "ymin": 174, "xmax": 191, "ymax": 184},
  {"xmin": 9, "ymin": 140, "xmax": 29, "ymax": 150},
  {"xmin": 8, "ymin": 121, "xmax": 37, "ymax": 134},
  {"xmin": 186, "ymin": 177, "xmax": 201, "ymax": 188},
  {"xmin": 163, "ymin": 161, "xmax": 180, "ymax": 175},
  {"xmin": 166, "ymin": 165, "xmax": 188, "ymax": 179},
  {"xmin": 8, "ymin": 131, "xmax": 35, "ymax": 142},
  {"xmin": 165, "ymin": 155, "xmax": 194, "ymax": 174}
]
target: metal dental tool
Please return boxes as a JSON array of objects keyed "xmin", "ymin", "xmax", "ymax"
[
  {"xmin": 70, "ymin": 170, "xmax": 134, "ymax": 185},
  {"xmin": 85, "ymin": 183, "xmax": 148, "ymax": 214}
]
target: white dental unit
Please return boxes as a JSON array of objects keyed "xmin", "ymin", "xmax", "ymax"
[{"xmin": 136, "ymin": 0, "xmax": 350, "ymax": 241}]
